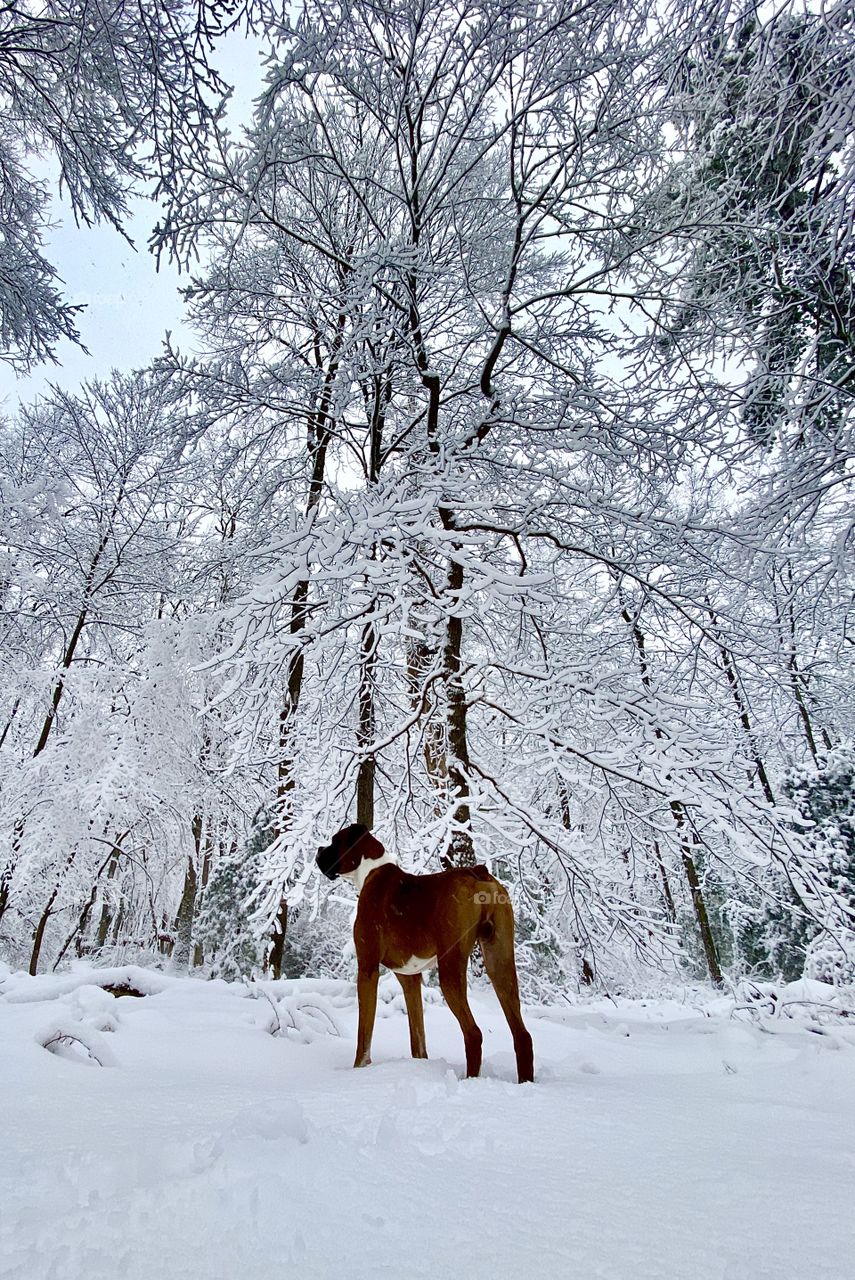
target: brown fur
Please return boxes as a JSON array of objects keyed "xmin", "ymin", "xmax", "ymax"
[{"xmin": 317, "ymin": 825, "xmax": 534, "ymax": 1083}]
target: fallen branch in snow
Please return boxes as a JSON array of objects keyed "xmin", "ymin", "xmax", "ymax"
[
  {"xmin": 252, "ymin": 986, "xmax": 282, "ymax": 1036},
  {"xmin": 731, "ymin": 978, "xmax": 855, "ymax": 1032},
  {"xmin": 245, "ymin": 982, "xmax": 346, "ymax": 1042},
  {"xmin": 2, "ymin": 965, "xmax": 170, "ymax": 1004},
  {"xmin": 37, "ymin": 1022, "xmax": 117, "ymax": 1067},
  {"xmin": 280, "ymin": 1000, "xmax": 342, "ymax": 1038},
  {"xmin": 102, "ymin": 983, "xmax": 146, "ymax": 999}
]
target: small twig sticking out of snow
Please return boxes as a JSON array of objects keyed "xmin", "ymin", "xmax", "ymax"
[
  {"xmin": 247, "ymin": 983, "xmax": 282, "ymax": 1036},
  {"xmin": 731, "ymin": 980, "xmax": 853, "ymax": 1034},
  {"xmin": 242, "ymin": 982, "xmax": 345, "ymax": 1041},
  {"xmin": 39, "ymin": 1026, "xmax": 115, "ymax": 1067},
  {"xmin": 295, "ymin": 1001, "xmax": 342, "ymax": 1037}
]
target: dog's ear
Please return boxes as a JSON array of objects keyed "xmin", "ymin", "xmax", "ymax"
[
  {"xmin": 341, "ymin": 823, "xmax": 368, "ymax": 847},
  {"xmin": 317, "ymin": 824, "xmax": 374, "ymax": 879},
  {"xmin": 354, "ymin": 829, "xmax": 385, "ymax": 862},
  {"xmin": 340, "ymin": 824, "xmax": 384, "ymax": 858},
  {"xmin": 333, "ymin": 824, "xmax": 385, "ymax": 872}
]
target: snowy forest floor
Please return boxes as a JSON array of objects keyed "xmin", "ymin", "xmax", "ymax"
[{"xmin": 1, "ymin": 966, "xmax": 854, "ymax": 1280}]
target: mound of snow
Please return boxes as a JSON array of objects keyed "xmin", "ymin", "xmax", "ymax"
[{"xmin": 0, "ymin": 963, "xmax": 173, "ymax": 1004}]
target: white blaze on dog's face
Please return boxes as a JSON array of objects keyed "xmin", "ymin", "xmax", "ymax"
[{"xmin": 316, "ymin": 824, "xmax": 397, "ymax": 893}]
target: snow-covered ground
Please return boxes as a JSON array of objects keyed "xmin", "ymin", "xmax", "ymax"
[{"xmin": 1, "ymin": 966, "xmax": 853, "ymax": 1280}]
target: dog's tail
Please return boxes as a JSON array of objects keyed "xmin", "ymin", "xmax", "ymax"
[{"xmin": 470, "ymin": 864, "xmax": 498, "ymax": 941}]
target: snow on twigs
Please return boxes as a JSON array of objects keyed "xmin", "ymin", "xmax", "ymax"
[
  {"xmin": 245, "ymin": 979, "xmax": 350, "ymax": 1042},
  {"xmin": 37, "ymin": 1021, "xmax": 118, "ymax": 1068},
  {"xmin": 729, "ymin": 976, "xmax": 855, "ymax": 1035}
]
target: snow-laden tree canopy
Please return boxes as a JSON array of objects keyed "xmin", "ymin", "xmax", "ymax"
[{"xmin": 0, "ymin": 0, "xmax": 852, "ymax": 990}]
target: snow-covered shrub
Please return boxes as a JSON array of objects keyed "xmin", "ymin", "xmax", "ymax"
[
  {"xmin": 194, "ymin": 845, "xmax": 268, "ymax": 980},
  {"xmin": 741, "ymin": 747, "xmax": 855, "ymax": 982},
  {"xmin": 805, "ymin": 930, "xmax": 855, "ymax": 986}
]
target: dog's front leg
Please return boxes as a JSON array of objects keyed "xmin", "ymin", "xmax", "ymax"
[{"xmin": 354, "ymin": 965, "xmax": 379, "ymax": 1067}]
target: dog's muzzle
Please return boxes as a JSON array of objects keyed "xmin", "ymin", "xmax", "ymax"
[{"xmin": 316, "ymin": 844, "xmax": 340, "ymax": 880}]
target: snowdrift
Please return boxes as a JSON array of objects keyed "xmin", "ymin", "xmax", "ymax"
[{"xmin": 1, "ymin": 965, "xmax": 853, "ymax": 1280}]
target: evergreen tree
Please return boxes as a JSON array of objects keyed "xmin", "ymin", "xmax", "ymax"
[
  {"xmin": 742, "ymin": 745, "xmax": 855, "ymax": 981},
  {"xmin": 662, "ymin": 4, "xmax": 854, "ymax": 443}
]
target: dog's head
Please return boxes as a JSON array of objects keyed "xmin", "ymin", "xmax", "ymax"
[{"xmin": 316, "ymin": 823, "xmax": 386, "ymax": 881}]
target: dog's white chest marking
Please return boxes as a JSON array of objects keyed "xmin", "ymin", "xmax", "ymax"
[
  {"xmin": 345, "ymin": 857, "xmax": 437, "ymax": 976},
  {"xmin": 390, "ymin": 954, "xmax": 438, "ymax": 975},
  {"xmin": 343, "ymin": 851, "xmax": 398, "ymax": 894}
]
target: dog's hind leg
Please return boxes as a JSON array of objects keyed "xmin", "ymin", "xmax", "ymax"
[
  {"xmin": 480, "ymin": 920, "xmax": 534, "ymax": 1083},
  {"xmin": 396, "ymin": 972, "xmax": 428, "ymax": 1059},
  {"xmin": 354, "ymin": 965, "xmax": 379, "ymax": 1067},
  {"xmin": 437, "ymin": 950, "xmax": 483, "ymax": 1078}
]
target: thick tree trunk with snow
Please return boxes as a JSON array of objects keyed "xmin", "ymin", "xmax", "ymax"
[
  {"xmin": 172, "ymin": 847, "xmax": 199, "ymax": 973},
  {"xmin": 267, "ymin": 901, "xmax": 289, "ymax": 981},
  {"xmin": 193, "ymin": 843, "xmax": 212, "ymax": 969},
  {"xmin": 442, "ymin": 557, "xmax": 475, "ymax": 867},
  {"xmin": 95, "ymin": 852, "xmax": 121, "ymax": 950},
  {"xmin": 356, "ymin": 618, "xmax": 378, "ymax": 830},
  {"xmin": 670, "ymin": 803, "xmax": 724, "ymax": 988}
]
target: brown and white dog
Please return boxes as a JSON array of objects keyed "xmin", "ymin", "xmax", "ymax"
[{"xmin": 316, "ymin": 824, "xmax": 534, "ymax": 1083}]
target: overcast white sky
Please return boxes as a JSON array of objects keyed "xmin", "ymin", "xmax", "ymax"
[
  {"xmin": 0, "ymin": 205, "xmax": 192, "ymax": 410},
  {"xmin": 0, "ymin": 32, "xmax": 265, "ymax": 413}
]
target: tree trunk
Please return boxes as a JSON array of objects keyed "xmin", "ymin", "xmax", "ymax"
[
  {"xmin": 356, "ymin": 618, "xmax": 378, "ymax": 829},
  {"xmin": 653, "ymin": 839, "xmax": 677, "ymax": 924},
  {"xmin": 29, "ymin": 905, "xmax": 53, "ymax": 977},
  {"xmin": 0, "ymin": 852, "xmax": 15, "ymax": 930},
  {"xmin": 29, "ymin": 846, "xmax": 79, "ymax": 975},
  {"xmin": 95, "ymin": 850, "xmax": 122, "ymax": 949},
  {"xmin": 442, "ymin": 555, "xmax": 475, "ymax": 866},
  {"xmin": 671, "ymin": 802, "xmax": 724, "ymax": 986},
  {"xmin": 706, "ymin": 599, "xmax": 776, "ymax": 805},
  {"xmin": 193, "ymin": 839, "xmax": 212, "ymax": 969},
  {"xmin": 772, "ymin": 567, "xmax": 832, "ymax": 761},
  {"xmin": 406, "ymin": 636, "xmax": 449, "ymax": 815},
  {"xmin": 110, "ymin": 901, "xmax": 125, "ymax": 947},
  {"xmin": 557, "ymin": 776, "xmax": 599, "ymax": 978},
  {"xmin": 32, "ymin": 607, "xmax": 89, "ymax": 758},
  {"xmin": 0, "ymin": 606, "xmax": 88, "ymax": 930},
  {"xmin": 267, "ymin": 900, "xmax": 289, "ymax": 980},
  {"xmin": 173, "ymin": 855, "xmax": 198, "ymax": 970},
  {"xmin": 0, "ymin": 519, "xmax": 118, "ymax": 933},
  {"xmin": 268, "ymin": 324, "xmax": 343, "ymax": 969},
  {"xmin": 353, "ymin": 376, "xmax": 388, "ymax": 832},
  {"xmin": 52, "ymin": 834, "xmax": 127, "ymax": 969},
  {"xmin": 0, "ymin": 696, "xmax": 20, "ymax": 750},
  {"xmin": 173, "ymin": 815, "xmax": 202, "ymax": 971}
]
